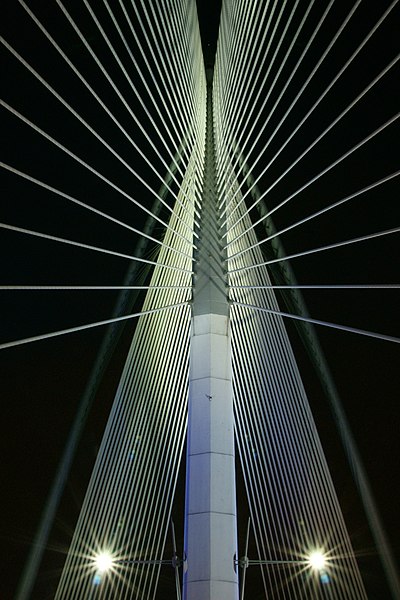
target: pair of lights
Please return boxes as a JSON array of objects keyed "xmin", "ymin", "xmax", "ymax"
[{"xmin": 93, "ymin": 549, "xmax": 329, "ymax": 583}]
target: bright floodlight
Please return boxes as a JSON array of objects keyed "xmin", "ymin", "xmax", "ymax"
[
  {"xmin": 95, "ymin": 551, "xmax": 113, "ymax": 573},
  {"xmin": 308, "ymin": 550, "xmax": 326, "ymax": 571}
]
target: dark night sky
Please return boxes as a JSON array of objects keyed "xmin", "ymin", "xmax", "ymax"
[{"xmin": 0, "ymin": 1, "xmax": 399, "ymax": 598}]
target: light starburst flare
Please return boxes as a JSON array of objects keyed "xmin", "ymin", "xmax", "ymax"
[
  {"xmin": 95, "ymin": 551, "xmax": 114, "ymax": 573},
  {"xmin": 308, "ymin": 550, "xmax": 327, "ymax": 571}
]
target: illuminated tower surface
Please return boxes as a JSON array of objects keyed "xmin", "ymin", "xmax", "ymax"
[{"xmin": 184, "ymin": 79, "xmax": 239, "ymax": 600}]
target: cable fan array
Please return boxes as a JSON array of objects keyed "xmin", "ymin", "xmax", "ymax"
[
  {"xmin": 52, "ymin": 2, "xmax": 206, "ymax": 599},
  {"xmin": 55, "ymin": 179, "xmax": 197, "ymax": 599},
  {"xmin": 214, "ymin": 35, "xmax": 367, "ymax": 590},
  {"xmin": 225, "ymin": 182, "xmax": 367, "ymax": 598},
  {"xmin": 213, "ymin": 0, "xmax": 399, "ymax": 597}
]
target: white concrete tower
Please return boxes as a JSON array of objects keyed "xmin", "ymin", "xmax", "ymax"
[{"xmin": 183, "ymin": 74, "xmax": 239, "ymax": 600}]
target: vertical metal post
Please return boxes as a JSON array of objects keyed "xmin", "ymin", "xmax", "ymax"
[
  {"xmin": 171, "ymin": 521, "xmax": 182, "ymax": 600},
  {"xmin": 183, "ymin": 76, "xmax": 239, "ymax": 600},
  {"xmin": 240, "ymin": 518, "xmax": 251, "ymax": 600}
]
